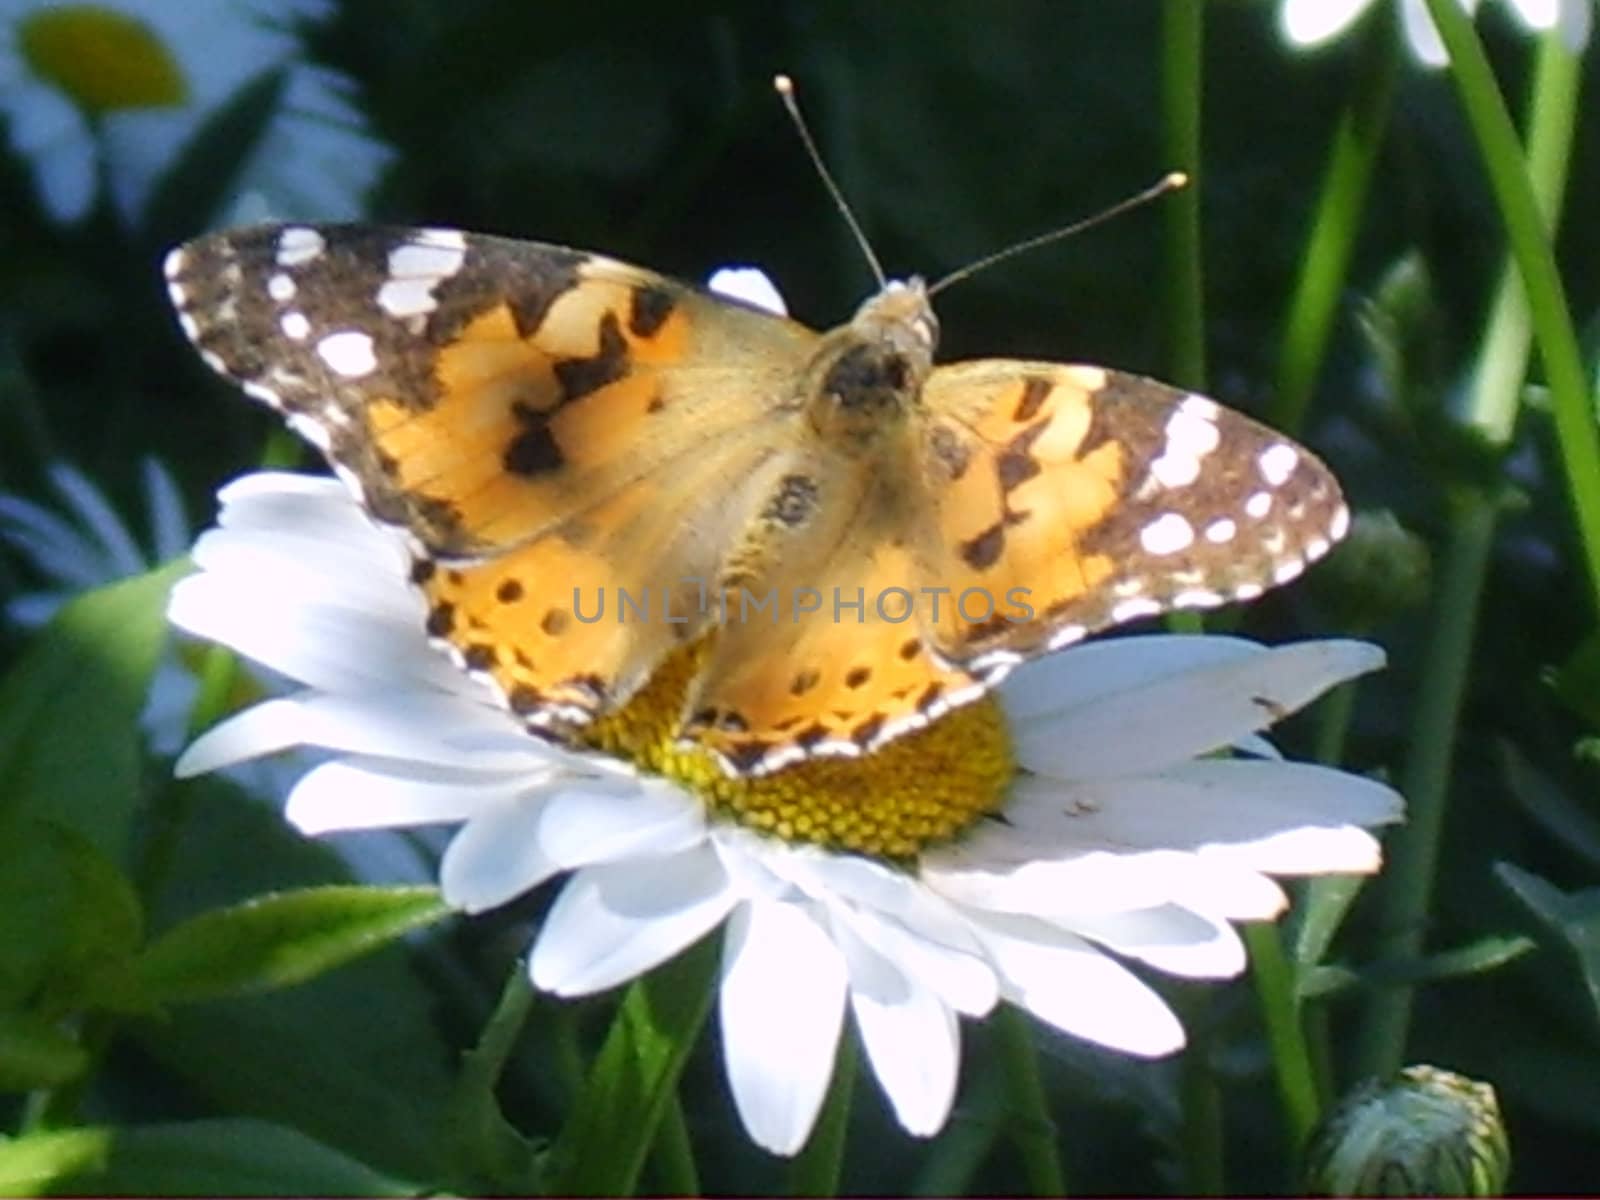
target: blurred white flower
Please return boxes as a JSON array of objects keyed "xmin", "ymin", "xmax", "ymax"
[
  {"xmin": 1280, "ymin": 0, "xmax": 1591, "ymax": 66},
  {"xmin": 0, "ymin": 0, "xmax": 391, "ymax": 226}
]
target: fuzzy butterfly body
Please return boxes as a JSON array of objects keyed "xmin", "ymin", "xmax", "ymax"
[{"xmin": 165, "ymin": 223, "xmax": 1348, "ymax": 775}]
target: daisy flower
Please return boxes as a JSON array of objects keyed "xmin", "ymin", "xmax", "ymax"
[
  {"xmin": 169, "ymin": 469, "xmax": 1402, "ymax": 1155},
  {"xmin": 1280, "ymin": 0, "xmax": 1592, "ymax": 66},
  {"xmin": 0, "ymin": 0, "xmax": 391, "ymax": 226},
  {"xmin": 2, "ymin": 459, "xmax": 198, "ymax": 752}
]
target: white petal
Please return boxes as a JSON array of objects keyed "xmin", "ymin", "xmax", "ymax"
[
  {"xmin": 1401, "ymin": 0, "xmax": 1455, "ymax": 65},
  {"xmin": 175, "ymin": 691, "xmax": 544, "ymax": 777},
  {"xmin": 532, "ymin": 844, "xmax": 736, "ymax": 996},
  {"xmin": 533, "ymin": 781, "xmax": 707, "ymax": 869},
  {"xmin": 1280, "ymin": 0, "xmax": 1379, "ymax": 45},
  {"xmin": 719, "ymin": 899, "xmax": 848, "ymax": 1155},
  {"xmin": 1012, "ymin": 640, "xmax": 1385, "ymax": 780},
  {"xmin": 926, "ymin": 837, "xmax": 1190, "ymax": 918},
  {"xmin": 440, "ymin": 796, "xmax": 563, "ymax": 911},
  {"xmin": 169, "ymin": 573, "xmax": 464, "ymax": 696},
  {"xmin": 1166, "ymin": 864, "xmax": 1289, "ymax": 921},
  {"xmin": 839, "ymin": 923, "xmax": 961, "ymax": 1137},
  {"xmin": 1001, "ymin": 634, "xmax": 1261, "ymax": 723},
  {"xmin": 707, "ymin": 267, "xmax": 788, "ymax": 316},
  {"xmin": 1059, "ymin": 905, "xmax": 1246, "ymax": 979},
  {"xmin": 977, "ymin": 914, "xmax": 1185, "ymax": 1056},
  {"xmin": 1500, "ymin": 0, "xmax": 1559, "ymax": 29},
  {"xmin": 1556, "ymin": 0, "xmax": 1592, "ymax": 48},
  {"xmin": 288, "ymin": 756, "xmax": 528, "ymax": 833},
  {"xmin": 1031, "ymin": 759, "xmax": 1401, "ymax": 870},
  {"xmin": 831, "ymin": 901, "xmax": 998, "ymax": 1016}
]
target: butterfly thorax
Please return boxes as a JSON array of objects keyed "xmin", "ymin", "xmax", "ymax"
[{"xmin": 802, "ymin": 278, "xmax": 938, "ymax": 453}]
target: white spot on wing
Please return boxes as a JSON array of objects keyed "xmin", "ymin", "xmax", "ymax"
[
  {"xmin": 1329, "ymin": 504, "xmax": 1351, "ymax": 541},
  {"xmin": 389, "ymin": 241, "xmax": 466, "ymax": 280},
  {"xmin": 276, "ymin": 226, "xmax": 325, "ymax": 267},
  {"xmin": 317, "ymin": 330, "xmax": 377, "ymax": 377},
  {"xmin": 1259, "ymin": 443, "xmax": 1300, "ymax": 487},
  {"xmin": 377, "ymin": 277, "xmax": 441, "ymax": 318},
  {"xmin": 1172, "ymin": 588, "xmax": 1224, "ymax": 609},
  {"xmin": 1245, "ymin": 491, "xmax": 1273, "ymax": 520},
  {"xmin": 1305, "ymin": 536, "xmax": 1332, "ymax": 561},
  {"xmin": 1048, "ymin": 623, "xmax": 1088, "ymax": 649},
  {"xmin": 1273, "ymin": 558, "xmax": 1305, "ymax": 584},
  {"xmin": 162, "ymin": 247, "xmax": 187, "ymax": 279},
  {"xmin": 1147, "ymin": 396, "xmax": 1222, "ymax": 490},
  {"xmin": 1140, "ymin": 512, "xmax": 1195, "ymax": 556},
  {"xmin": 1110, "ymin": 596, "xmax": 1162, "ymax": 624},
  {"xmin": 1204, "ymin": 517, "xmax": 1236, "ymax": 544},
  {"xmin": 280, "ymin": 311, "xmax": 311, "ymax": 340},
  {"xmin": 267, "ymin": 273, "xmax": 296, "ymax": 302}
]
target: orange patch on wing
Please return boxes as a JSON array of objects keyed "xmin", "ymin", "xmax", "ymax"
[{"xmin": 423, "ymin": 478, "xmax": 708, "ymax": 723}]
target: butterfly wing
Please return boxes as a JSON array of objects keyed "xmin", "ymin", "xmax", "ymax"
[
  {"xmin": 912, "ymin": 360, "xmax": 1349, "ymax": 672},
  {"xmin": 166, "ymin": 223, "xmax": 821, "ymax": 725}
]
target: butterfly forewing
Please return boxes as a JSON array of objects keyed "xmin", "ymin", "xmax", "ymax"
[{"xmin": 914, "ymin": 361, "xmax": 1347, "ymax": 672}]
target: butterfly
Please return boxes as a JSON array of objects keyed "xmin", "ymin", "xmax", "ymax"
[{"xmin": 164, "ymin": 222, "xmax": 1348, "ymax": 776}]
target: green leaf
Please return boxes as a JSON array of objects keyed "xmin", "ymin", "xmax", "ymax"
[
  {"xmin": 1496, "ymin": 863, "xmax": 1600, "ymax": 1022},
  {"xmin": 1290, "ymin": 873, "xmax": 1369, "ymax": 970},
  {"xmin": 0, "ymin": 560, "xmax": 187, "ymax": 861},
  {"xmin": 0, "ymin": 1010, "xmax": 90, "ymax": 1091},
  {"xmin": 0, "ymin": 1119, "xmax": 413, "ymax": 1197},
  {"xmin": 140, "ymin": 67, "xmax": 287, "ymax": 247},
  {"xmin": 130, "ymin": 785, "xmax": 459, "ymax": 1180},
  {"xmin": 135, "ymin": 885, "xmax": 449, "ymax": 1005},
  {"xmin": 1497, "ymin": 740, "xmax": 1600, "ymax": 871},
  {"xmin": 541, "ymin": 935, "xmax": 718, "ymax": 1196},
  {"xmin": 0, "ymin": 819, "xmax": 144, "ymax": 1014},
  {"xmin": 0, "ymin": 1127, "xmax": 111, "ymax": 1197},
  {"xmin": 1299, "ymin": 935, "xmax": 1536, "ymax": 999}
]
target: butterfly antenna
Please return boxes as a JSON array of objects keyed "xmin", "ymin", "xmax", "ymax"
[
  {"xmin": 775, "ymin": 74, "xmax": 887, "ymax": 289},
  {"xmin": 927, "ymin": 171, "xmax": 1189, "ymax": 297}
]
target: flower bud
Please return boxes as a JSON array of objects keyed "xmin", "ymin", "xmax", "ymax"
[{"xmin": 1303, "ymin": 1065, "xmax": 1510, "ymax": 1196}]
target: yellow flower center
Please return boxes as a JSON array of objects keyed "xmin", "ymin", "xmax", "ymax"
[
  {"xmin": 20, "ymin": 7, "xmax": 187, "ymax": 116},
  {"xmin": 583, "ymin": 643, "xmax": 1014, "ymax": 861}
]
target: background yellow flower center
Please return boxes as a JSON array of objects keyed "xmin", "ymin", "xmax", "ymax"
[{"xmin": 21, "ymin": 7, "xmax": 187, "ymax": 116}]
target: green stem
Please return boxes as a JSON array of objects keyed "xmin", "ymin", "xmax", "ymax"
[
  {"xmin": 1356, "ymin": 492, "xmax": 1496, "ymax": 1079},
  {"xmin": 445, "ymin": 963, "xmax": 538, "ymax": 1189},
  {"xmin": 1357, "ymin": 7, "xmax": 1586, "ymax": 1083},
  {"xmin": 1177, "ymin": 995, "xmax": 1224, "ymax": 1195},
  {"xmin": 1244, "ymin": 923, "xmax": 1320, "ymax": 1153},
  {"xmin": 995, "ymin": 1006, "xmax": 1067, "ymax": 1195},
  {"xmin": 1461, "ymin": 29, "xmax": 1582, "ymax": 442},
  {"xmin": 786, "ymin": 1025, "xmax": 856, "ymax": 1196},
  {"xmin": 1161, "ymin": 0, "xmax": 1206, "ymax": 391},
  {"xmin": 1421, "ymin": 0, "xmax": 1600, "ymax": 607},
  {"xmin": 648, "ymin": 1091, "xmax": 701, "ymax": 1196},
  {"xmin": 1311, "ymin": 673, "xmax": 1362, "ymax": 767},
  {"xmin": 1269, "ymin": 22, "xmax": 1399, "ymax": 435},
  {"xmin": 542, "ymin": 936, "xmax": 717, "ymax": 1196},
  {"xmin": 911, "ymin": 1058, "xmax": 1005, "ymax": 1195}
]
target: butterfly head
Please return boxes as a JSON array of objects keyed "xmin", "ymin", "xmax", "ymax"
[{"xmin": 804, "ymin": 278, "xmax": 939, "ymax": 449}]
